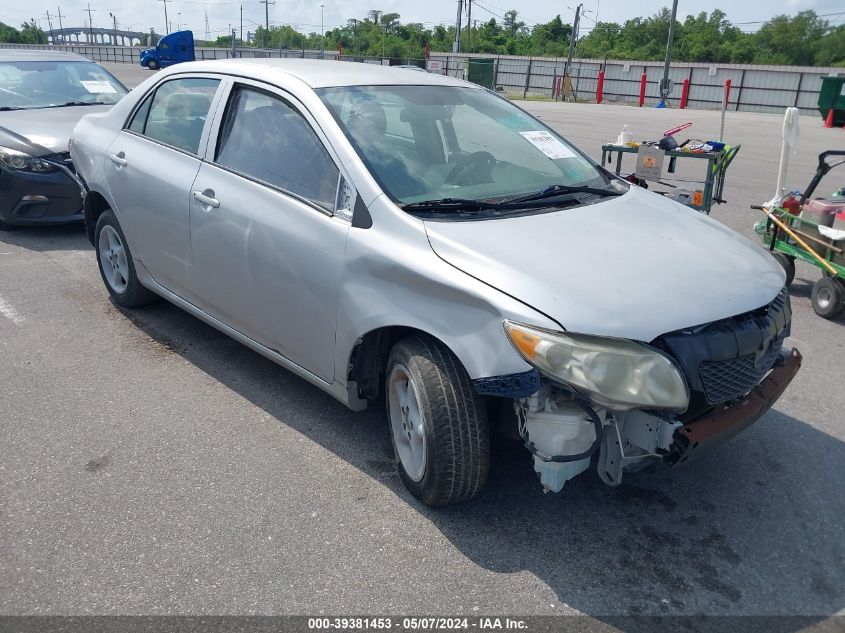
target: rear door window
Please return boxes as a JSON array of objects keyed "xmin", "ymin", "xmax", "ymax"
[{"xmin": 130, "ymin": 77, "xmax": 220, "ymax": 154}]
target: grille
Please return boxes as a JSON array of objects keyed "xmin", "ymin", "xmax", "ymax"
[
  {"xmin": 700, "ymin": 355, "xmax": 763, "ymax": 404},
  {"xmin": 698, "ymin": 324, "xmax": 786, "ymax": 404},
  {"xmin": 655, "ymin": 287, "xmax": 791, "ymax": 411}
]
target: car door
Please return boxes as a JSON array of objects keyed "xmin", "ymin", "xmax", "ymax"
[
  {"xmin": 189, "ymin": 81, "xmax": 352, "ymax": 383},
  {"xmin": 105, "ymin": 74, "xmax": 223, "ymax": 297}
]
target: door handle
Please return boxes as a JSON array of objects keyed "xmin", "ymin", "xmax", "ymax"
[
  {"xmin": 109, "ymin": 152, "xmax": 127, "ymax": 167},
  {"xmin": 192, "ymin": 189, "xmax": 220, "ymax": 209}
]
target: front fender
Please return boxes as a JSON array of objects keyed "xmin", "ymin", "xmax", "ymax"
[{"xmin": 334, "ymin": 200, "xmax": 559, "ymax": 383}]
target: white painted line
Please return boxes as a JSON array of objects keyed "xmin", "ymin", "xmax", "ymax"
[{"xmin": 0, "ymin": 294, "xmax": 24, "ymax": 325}]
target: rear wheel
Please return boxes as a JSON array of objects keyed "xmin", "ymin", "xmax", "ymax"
[
  {"xmin": 811, "ymin": 277, "xmax": 845, "ymax": 319},
  {"xmin": 95, "ymin": 210, "xmax": 157, "ymax": 308},
  {"xmin": 771, "ymin": 252, "xmax": 795, "ymax": 287},
  {"xmin": 386, "ymin": 335, "xmax": 490, "ymax": 506}
]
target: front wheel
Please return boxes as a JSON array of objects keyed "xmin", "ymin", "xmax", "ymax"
[
  {"xmin": 811, "ymin": 277, "xmax": 844, "ymax": 319},
  {"xmin": 386, "ymin": 335, "xmax": 490, "ymax": 506},
  {"xmin": 146, "ymin": 59, "xmax": 159, "ymax": 70},
  {"xmin": 95, "ymin": 210, "xmax": 157, "ymax": 308}
]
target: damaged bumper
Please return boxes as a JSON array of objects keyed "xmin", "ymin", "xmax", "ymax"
[{"xmin": 668, "ymin": 347, "xmax": 802, "ymax": 467}]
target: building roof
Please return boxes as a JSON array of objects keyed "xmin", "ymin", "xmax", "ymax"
[{"xmin": 167, "ymin": 58, "xmax": 473, "ymax": 89}]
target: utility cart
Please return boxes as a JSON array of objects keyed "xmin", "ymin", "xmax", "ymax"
[
  {"xmin": 601, "ymin": 142, "xmax": 740, "ymax": 214},
  {"xmin": 756, "ymin": 150, "xmax": 845, "ymax": 319}
]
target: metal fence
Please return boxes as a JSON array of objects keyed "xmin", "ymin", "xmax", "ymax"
[
  {"xmin": 2, "ymin": 42, "xmax": 840, "ymax": 115},
  {"xmin": 429, "ymin": 53, "xmax": 841, "ymax": 115}
]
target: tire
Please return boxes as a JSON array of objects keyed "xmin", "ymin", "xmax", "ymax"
[
  {"xmin": 146, "ymin": 59, "xmax": 159, "ymax": 70},
  {"xmin": 771, "ymin": 252, "xmax": 795, "ymax": 287},
  {"xmin": 811, "ymin": 277, "xmax": 845, "ymax": 319},
  {"xmin": 385, "ymin": 335, "xmax": 490, "ymax": 506},
  {"xmin": 94, "ymin": 209, "xmax": 157, "ymax": 308}
]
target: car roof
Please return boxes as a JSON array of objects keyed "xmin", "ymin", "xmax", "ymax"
[
  {"xmin": 0, "ymin": 49, "xmax": 92, "ymax": 62},
  {"xmin": 165, "ymin": 58, "xmax": 474, "ymax": 89}
]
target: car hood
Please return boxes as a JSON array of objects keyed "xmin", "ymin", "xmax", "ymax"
[
  {"xmin": 423, "ymin": 187, "xmax": 785, "ymax": 342},
  {"xmin": 0, "ymin": 105, "xmax": 111, "ymax": 155}
]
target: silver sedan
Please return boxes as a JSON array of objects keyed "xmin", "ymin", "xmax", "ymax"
[{"xmin": 71, "ymin": 59, "xmax": 798, "ymax": 506}]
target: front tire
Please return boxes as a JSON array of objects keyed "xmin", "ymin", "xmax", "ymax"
[
  {"xmin": 146, "ymin": 59, "xmax": 159, "ymax": 70},
  {"xmin": 95, "ymin": 209, "xmax": 157, "ymax": 308},
  {"xmin": 811, "ymin": 277, "xmax": 844, "ymax": 319},
  {"xmin": 386, "ymin": 335, "xmax": 490, "ymax": 506}
]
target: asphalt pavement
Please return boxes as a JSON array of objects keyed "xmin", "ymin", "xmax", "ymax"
[{"xmin": 0, "ymin": 61, "xmax": 843, "ymax": 622}]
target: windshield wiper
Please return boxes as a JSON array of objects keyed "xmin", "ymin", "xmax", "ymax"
[
  {"xmin": 43, "ymin": 101, "xmax": 107, "ymax": 108},
  {"xmin": 506, "ymin": 184, "xmax": 623, "ymax": 205},
  {"xmin": 400, "ymin": 198, "xmax": 494, "ymax": 213}
]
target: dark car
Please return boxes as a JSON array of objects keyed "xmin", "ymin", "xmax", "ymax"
[{"xmin": 0, "ymin": 50, "xmax": 127, "ymax": 230}]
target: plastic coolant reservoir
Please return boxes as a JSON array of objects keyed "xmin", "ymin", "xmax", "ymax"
[{"xmin": 525, "ymin": 399, "xmax": 596, "ymax": 493}]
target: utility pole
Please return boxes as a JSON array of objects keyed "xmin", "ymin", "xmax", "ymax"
[
  {"xmin": 177, "ymin": 11, "xmax": 181, "ymax": 31},
  {"xmin": 659, "ymin": 0, "xmax": 679, "ymax": 106},
  {"xmin": 453, "ymin": 0, "xmax": 463, "ymax": 53},
  {"xmin": 320, "ymin": 2, "xmax": 325, "ymax": 39},
  {"xmin": 84, "ymin": 4, "xmax": 95, "ymax": 44},
  {"xmin": 259, "ymin": 0, "xmax": 274, "ymax": 48},
  {"xmin": 109, "ymin": 12, "xmax": 117, "ymax": 45},
  {"xmin": 565, "ymin": 3, "xmax": 581, "ymax": 94},
  {"xmin": 204, "ymin": 10, "xmax": 209, "ymax": 40},
  {"xmin": 466, "ymin": 0, "xmax": 471, "ymax": 53},
  {"xmin": 56, "ymin": 6, "xmax": 64, "ymax": 43},
  {"xmin": 158, "ymin": 0, "xmax": 169, "ymax": 34},
  {"xmin": 240, "ymin": 4, "xmax": 243, "ymax": 45},
  {"xmin": 44, "ymin": 11, "xmax": 54, "ymax": 44}
]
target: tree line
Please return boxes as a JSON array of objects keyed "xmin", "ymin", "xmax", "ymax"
[{"xmin": 2, "ymin": 7, "xmax": 843, "ymax": 67}]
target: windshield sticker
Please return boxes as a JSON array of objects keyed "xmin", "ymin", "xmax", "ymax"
[
  {"xmin": 497, "ymin": 114, "xmax": 534, "ymax": 131},
  {"xmin": 80, "ymin": 80, "xmax": 117, "ymax": 94},
  {"xmin": 519, "ymin": 131, "xmax": 576, "ymax": 160}
]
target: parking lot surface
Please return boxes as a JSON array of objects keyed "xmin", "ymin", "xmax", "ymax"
[{"xmin": 1, "ymin": 62, "xmax": 843, "ymax": 620}]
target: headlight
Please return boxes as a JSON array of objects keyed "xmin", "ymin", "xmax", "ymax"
[
  {"xmin": 0, "ymin": 146, "xmax": 56, "ymax": 172},
  {"xmin": 504, "ymin": 321, "xmax": 689, "ymax": 411}
]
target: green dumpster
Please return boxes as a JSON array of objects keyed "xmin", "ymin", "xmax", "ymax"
[
  {"xmin": 818, "ymin": 76, "xmax": 845, "ymax": 126},
  {"xmin": 467, "ymin": 58, "xmax": 495, "ymax": 89}
]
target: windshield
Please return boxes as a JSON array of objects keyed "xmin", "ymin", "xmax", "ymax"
[
  {"xmin": 0, "ymin": 61, "xmax": 128, "ymax": 110},
  {"xmin": 317, "ymin": 85, "xmax": 609, "ymax": 206}
]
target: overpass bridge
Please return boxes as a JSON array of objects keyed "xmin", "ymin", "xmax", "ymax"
[{"xmin": 47, "ymin": 27, "xmax": 153, "ymax": 47}]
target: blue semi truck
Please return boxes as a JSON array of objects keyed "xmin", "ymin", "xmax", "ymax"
[{"xmin": 140, "ymin": 31, "xmax": 195, "ymax": 70}]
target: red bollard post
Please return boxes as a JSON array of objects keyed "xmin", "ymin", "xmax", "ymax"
[
  {"xmin": 723, "ymin": 78, "xmax": 732, "ymax": 110},
  {"xmin": 638, "ymin": 72, "xmax": 647, "ymax": 107},
  {"xmin": 679, "ymin": 78, "xmax": 690, "ymax": 109},
  {"xmin": 596, "ymin": 70, "xmax": 605, "ymax": 104}
]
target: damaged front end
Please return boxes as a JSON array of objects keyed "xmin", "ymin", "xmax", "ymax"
[{"xmin": 479, "ymin": 288, "xmax": 801, "ymax": 492}]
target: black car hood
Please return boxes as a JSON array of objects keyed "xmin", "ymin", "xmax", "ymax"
[{"xmin": 0, "ymin": 105, "xmax": 111, "ymax": 155}]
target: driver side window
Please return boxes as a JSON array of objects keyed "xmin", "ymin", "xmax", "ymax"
[{"xmin": 215, "ymin": 85, "xmax": 339, "ymax": 212}]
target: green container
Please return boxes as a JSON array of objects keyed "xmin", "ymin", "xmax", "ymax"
[
  {"xmin": 818, "ymin": 76, "xmax": 845, "ymax": 126},
  {"xmin": 467, "ymin": 58, "xmax": 495, "ymax": 89}
]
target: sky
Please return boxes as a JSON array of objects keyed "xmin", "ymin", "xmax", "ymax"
[{"xmin": 2, "ymin": 0, "xmax": 844, "ymax": 41}]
